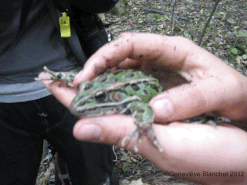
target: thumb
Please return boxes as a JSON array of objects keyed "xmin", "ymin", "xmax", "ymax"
[
  {"xmin": 150, "ymin": 73, "xmax": 246, "ymax": 122},
  {"xmin": 150, "ymin": 82, "xmax": 207, "ymax": 122},
  {"xmin": 73, "ymin": 115, "xmax": 165, "ymax": 153}
]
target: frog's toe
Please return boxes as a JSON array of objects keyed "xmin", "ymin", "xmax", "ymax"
[
  {"xmin": 147, "ymin": 128, "xmax": 163, "ymax": 152},
  {"xmin": 122, "ymin": 128, "xmax": 148, "ymax": 153},
  {"xmin": 121, "ymin": 137, "xmax": 127, "ymax": 147},
  {"xmin": 134, "ymin": 144, "xmax": 139, "ymax": 153},
  {"xmin": 35, "ymin": 76, "xmax": 54, "ymax": 81},
  {"xmin": 134, "ymin": 133, "xmax": 145, "ymax": 153},
  {"xmin": 121, "ymin": 128, "xmax": 139, "ymax": 148}
]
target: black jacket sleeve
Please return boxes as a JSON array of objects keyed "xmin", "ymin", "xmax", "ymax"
[{"xmin": 71, "ymin": 0, "xmax": 118, "ymax": 13}]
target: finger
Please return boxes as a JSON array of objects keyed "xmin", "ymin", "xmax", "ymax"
[
  {"xmin": 38, "ymin": 72, "xmax": 77, "ymax": 109},
  {"xmin": 73, "ymin": 115, "xmax": 160, "ymax": 152},
  {"xmin": 73, "ymin": 33, "xmax": 195, "ymax": 85},
  {"xmin": 73, "ymin": 115, "xmax": 247, "ymax": 183},
  {"xmin": 150, "ymin": 70, "xmax": 247, "ymax": 121}
]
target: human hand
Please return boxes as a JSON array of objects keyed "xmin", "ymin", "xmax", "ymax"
[
  {"xmin": 74, "ymin": 33, "xmax": 247, "ymax": 121},
  {"xmin": 39, "ymin": 33, "xmax": 247, "ymax": 184}
]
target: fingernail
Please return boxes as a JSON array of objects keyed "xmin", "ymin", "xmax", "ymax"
[
  {"xmin": 152, "ymin": 99, "xmax": 174, "ymax": 118},
  {"xmin": 76, "ymin": 124, "xmax": 102, "ymax": 141}
]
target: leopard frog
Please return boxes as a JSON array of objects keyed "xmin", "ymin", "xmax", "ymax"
[{"xmin": 36, "ymin": 66, "xmax": 163, "ymax": 152}]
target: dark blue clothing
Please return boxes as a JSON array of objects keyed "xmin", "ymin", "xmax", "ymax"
[
  {"xmin": 0, "ymin": 95, "xmax": 118, "ymax": 184},
  {"xmin": 0, "ymin": 0, "xmax": 84, "ymax": 102},
  {"xmin": 0, "ymin": 0, "xmax": 119, "ymax": 184},
  {"xmin": 0, "ymin": 0, "xmax": 79, "ymax": 84},
  {"xmin": 0, "ymin": 0, "xmax": 117, "ymax": 102}
]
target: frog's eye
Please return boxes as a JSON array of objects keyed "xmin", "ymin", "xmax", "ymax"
[
  {"xmin": 57, "ymin": 73, "xmax": 63, "ymax": 79},
  {"xmin": 95, "ymin": 90, "xmax": 106, "ymax": 102}
]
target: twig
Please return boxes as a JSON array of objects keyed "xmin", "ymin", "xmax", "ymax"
[
  {"xmin": 171, "ymin": 0, "xmax": 177, "ymax": 35},
  {"xmin": 141, "ymin": 6, "xmax": 187, "ymax": 21},
  {"xmin": 198, "ymin": 0, "xmax": 221, "ymax": 46},
  {"xmin": 200, "ymin": 3, "xmax": 219, "ymax": 46}
]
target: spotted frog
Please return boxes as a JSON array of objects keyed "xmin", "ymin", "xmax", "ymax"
[{"xmin": 36, "ymin": 66, "xmax": 163, "ymax": 152}]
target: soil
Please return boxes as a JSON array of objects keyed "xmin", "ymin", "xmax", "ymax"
[
  {"xmin": 104, "ymin": 0, "xmax": 246, "ymax": 74},
  {"xmin": 113, "ymin": 148, "xmax": 201, "ymax": 185}
]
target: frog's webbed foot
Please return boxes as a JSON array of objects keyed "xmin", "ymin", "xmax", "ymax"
[
  {"xmin": 121, "ymin": 126, "xmax": 163, "ymax": 153},
  {"xmin": 35, "ymin": 66, "xmax": 76, "ymax": 84},
  {"xmin": 35, "ymin": 66, "xmax": 60, "ymax": 82},
  {"xmin": 147, "ymin": 128, "xmax": 163, "ymax": 152},
  {"xmin": 121, "ymin": 128, "xmax": 140, "ymax": 152}
]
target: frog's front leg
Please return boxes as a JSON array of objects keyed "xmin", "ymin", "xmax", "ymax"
[
  {"xmin": 121, "ymin": 102, "xmax": 162, "ymax": 152},
  {"xmin": 35, "ymin": 66, "xmax": 77, "ymax": 84}
]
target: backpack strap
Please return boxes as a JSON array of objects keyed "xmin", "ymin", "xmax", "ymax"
[{"xmin": 51, "ymin": 0, "xmax": 108, "ymax": 57}]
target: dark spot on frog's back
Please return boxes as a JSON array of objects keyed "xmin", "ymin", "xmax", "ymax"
[
  {"xmin": 143, "ymin": 81, "xmax": 149, "ymax": 86},
  {"xmin": 131, "ymin": 84, "xmax": 140, "ymax": 91},
  {"xmin": 143, "ymin": 89, "xmax": 148, "ymax": 96},
  {"xmin": 138, "ymin": 109, "xmax": 145, "ymax": 113},
  {"xmin": 174, "ymin": 46, "xmax": 176, "ymax": 51},
  {"xmin": 84, "ymin": 82, "xmax": 93, "ymax": 90},
  {"xmin": 150, "ymin": 84, "xmax": 159, "ymax": 92},
  {"xmin": 124, "ymin": 73, "xmax": 135, "ymax": 79},
  {"xmin": 108, "ymin": 77, "xmax": 118, "ymax": 83},
  {"xmin": 98, "ymin": 75, "xmax": 107, "ymax": 82},
  {"xmin": 118, "ymin": 88, "xmax": 127, "ymax": 94},
  {"xmin": 78, "ymin": 101, "xmax": 85, "ymax": 106}
]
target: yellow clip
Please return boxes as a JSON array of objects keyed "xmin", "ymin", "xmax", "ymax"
[{"xmin": 59, "ymin": 12, "xmax": 71, "ymax": 38}]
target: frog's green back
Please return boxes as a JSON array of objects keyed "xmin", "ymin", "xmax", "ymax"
[{"xmin": 94, "ymin": 69, "xmax": 163, "ymax": 102}]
